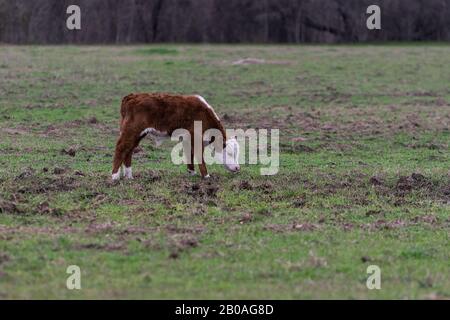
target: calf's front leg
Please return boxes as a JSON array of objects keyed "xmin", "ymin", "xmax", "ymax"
[
  {"xmin": 183, "ymin": 139, "xmax": 196, "ymax": 176},
  {"xmin": 198, "ymin": 162, "xmax": 209, "ymax": 179},
  {"xmin": 191, "ymin": 134, "xmax": 210, "ymax": 179},
  {"xmin": 123, "ymin": 151, "xmax": 134, "ymax": 179},
  {"xmin": 198, "ymin": 143, "xmax": 209, "ymax": 179}
]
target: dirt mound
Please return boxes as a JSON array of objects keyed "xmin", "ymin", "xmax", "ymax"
[
  {"xmin": 237, "ymin": 180, "xmax": 253, "ymax": 190},
  {"xmin": 15, "ymin": 167, "xmax": 35, "ymax": 180},
  {"xmin": 15, "ymin": 175, "xmax": 79, "ymax": 195},
  {"xmin": 369, "ymin": 175, "xmax": 384, "ymax": 186},
  {"xmin": 35, "ymin": 201, "xmax": 63, "ymax": 216},
  {"xmin": 61, "ymin": 147, "xmax": 77, "ymax": 157},
  {"xmin": 292, "ymin": 197, "xmax": 306, "ymax": 208},
  {"xmin": 138, "ymin": 170, "xmax": 162, "ymax": 183},
  {"xmin": 395, "ymin": 173, "xmax": 433, "ymax": 195},
  {"xmin": 87, "ymin": 116, "xmax": 98, "ymax": 124},
  {"xmin": 183, "ymin": 181, "xmax": 219, "ymax": 201},
  {"xmin": 167, "ymin": 228, "xmax": 203, "ymax": 259},
  {"xmin": 0, "ymin": 199, "xmax": 22, "ymax": 214}
]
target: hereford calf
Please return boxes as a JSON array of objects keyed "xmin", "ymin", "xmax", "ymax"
[{"xmin": 112, "ymin": 93, "xmax": 240, "ymax": 180}]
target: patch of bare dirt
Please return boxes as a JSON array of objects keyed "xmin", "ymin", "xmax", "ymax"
[
  {"xmin": 36, "ymin": 201, "xmax": 63, "ymax": 216},
  {"xmin": 73, "ymin": 242, "xmax": 125, "ymax": 251},
  {"xmin": 0, "ymin": 200, "xmax": 23, "ymax": 214},
  {"xmin": 410, "ymin": 214, "xmax": 439, "ymax": 224},
  {"xmin": 182, "ymin": 179, "xmax": 219, "ymax": 202},
  {"xmin": 15, "ymin": 167, "xmax": 35, "ymax": 180},
  {"xmin": 362, "ymin": 219, "xmax": 410, "ymax": 231},
  {"xmin": 234, "ymin": 180, "xmax": 274, "ymax": 194},
  {"xmin": 223, "ymin": 103, "xmax": 450, "ymax": 144},
  {"xmin": 84, "ymin": 222, "xmax": 116, "ymax": 234},
  {"xmin": 7, "ymin": 167, "xmax": 89, "ymax": 198},
  {"xmin": 38, "ymin": 116, "xmax": 114, "ymax": 138},
  {"xmin": 369, "ymin": 175, "xmax": 384, "ymax": 186},
  {"xmin": 292, "ymin": 196, "xmax": 306, "ymax": 208},
  {"xmin": 257, "ymin": 181, "xmax": 274, "ymax": 193},
  {"xmin": 395, "ymin": 173, "xmax": 432, "ymax": 194},
  {"xmin": 0, "ymin": 225, "xmax": 78, "ymax": 236},
  {"xmin": 365, "ymin": 210, "xmax": 385, "ymax": 217},
  {"xmin": 73, "ymin": 170, "xmax": 85, "ymax": 177},
  {"xmin": 165, "ymin": 224, "xmax": 206, "ymax": 235},
  {"xmin": 15, "ymin": 175, "xmax": 79, "ymax": 194},
  {"xmin": 401, "ymin": 142, "xmax": 448, "ymax": 150},
  {"xmin": 61, "ymin": 146, "xmax": 77, "ymax": 157},
  {"xmin": 53, "ymin": 167, "xmax": 67, "ymax": 175},
  {"xmin": 1, "ymin": 128, "xmax": 30, "ymax": 136},
  {"xmin": 168, "ymin": 233, "xmax": 200, "ymax": 259},
  {"xmin": 303, "ymin": 171, "xmax": 450, "ymax": 203},
  {"xmin": 0, "ymin": 252, "xmax": 10, "ymax": 267},
  {"xmin": 237, "ymin": 180, "xmax": 253, "ymax": 190},
  {"xmin": 0, "ymin": 193, "xmax": 27, "ymax": 215},
  {"xmin": 87, "ymin": 116, "xmax": 99, "ymax": 124},
  {"xmin": 133, "ymin": 170, "xmax": 162, "ymax": 183},
  {"xmin": 361, "ymin": 214, "xmax": 442, "ymax": 231},
  {"xmin": 388, "ymin": 173, "xmax": 450, "ymax": 203},
  {"xmin": 119, "ymin": 226, "xmax": 156, "ymax": 235},
  {"xmin": 238, "ymin": 213, "xmax": 253, "ymax": 224}
]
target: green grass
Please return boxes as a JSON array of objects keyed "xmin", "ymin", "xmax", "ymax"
[{"xmin": 0, "ymin": 45, "xmax": 449, "ymax": 299}]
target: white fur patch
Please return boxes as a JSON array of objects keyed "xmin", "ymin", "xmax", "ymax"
[
  {"xmin": 226, "ymin": 138, "xmax": 239, "ymax": 162},
  {"xmin": 140, "ymin": 127, "xmax": 168, "ymax": 137},
  {"xmin": 218, "ymin": 138, "xmax": 240, "ymax": 172},
  {"xmin": 124, "ymin": 166, "xmax": 133, "ymax": 179},
  {"xmin": 112, "ymin": 171, "xmax": 121, "ymax": 181},
  {"xmin": 195, "ymin": 95, "xmax": 220, "ymax": 122},
  {"xmin": 188, "ymin": 169, "xmax": 197, "ymax": 176}
]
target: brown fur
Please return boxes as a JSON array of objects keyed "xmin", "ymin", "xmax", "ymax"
[{"xmin": 112, "ymin": 93, "xmax": 227, "ymax": 178}]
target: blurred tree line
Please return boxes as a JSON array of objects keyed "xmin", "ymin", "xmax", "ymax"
[{"xmin": 0, "ymin": 0, "xmax": 449, "ymax": 43}]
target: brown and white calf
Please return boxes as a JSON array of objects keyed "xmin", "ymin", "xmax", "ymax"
[{"xmin": 112, "ymin": 93, "xmax": 240, "ymax": 180}]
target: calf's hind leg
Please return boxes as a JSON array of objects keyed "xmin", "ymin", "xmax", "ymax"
[
  {"xmin": 112, "ymin": 132, "xmax": 139, "ymax": 180},
  {"xmin": 123, "ymin": 136, "xmax": 143, "ymax": 179}
]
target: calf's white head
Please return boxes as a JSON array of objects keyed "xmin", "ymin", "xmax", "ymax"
[{"xmin": 218, "ymin": 138, "xmax": 240, "ymax": 173}]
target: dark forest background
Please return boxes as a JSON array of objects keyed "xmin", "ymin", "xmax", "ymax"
[{"xmin": 0, "ymin": 0, "xmax": 449, "ymax": 44}]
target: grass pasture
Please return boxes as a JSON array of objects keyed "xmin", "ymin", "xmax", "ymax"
[{"xmin": 0, "ymin": 44, "xmax": 449, "ymax": 299}]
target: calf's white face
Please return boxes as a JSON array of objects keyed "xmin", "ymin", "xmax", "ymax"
[{"xmin": 221, "ymin": 138, "xmax": 240, "ymax": 173}]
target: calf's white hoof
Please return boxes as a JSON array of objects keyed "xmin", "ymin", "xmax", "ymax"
[
  {"xmin": 112, "ymin": 172, "xmax": 121, "ymax": 181},
  {"xmin": 124, "ymin": 167, "xmax": 133, "ymax": 179}
]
